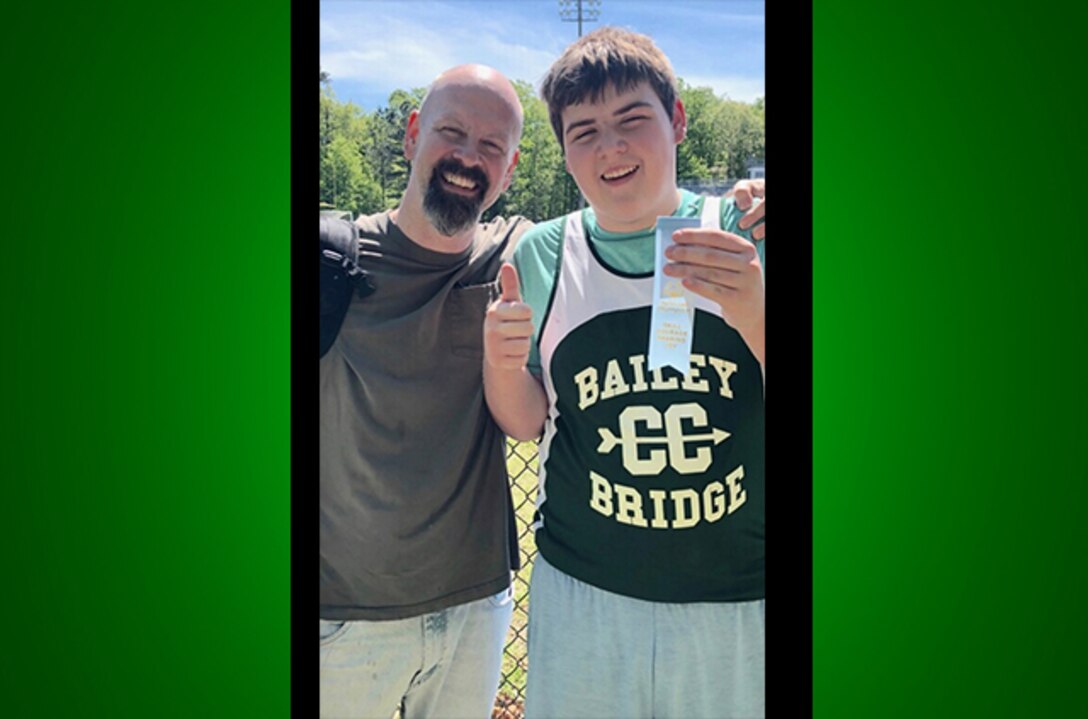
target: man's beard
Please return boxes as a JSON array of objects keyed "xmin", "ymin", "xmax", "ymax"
[{"xmin": 423, "ymin": 158, "xmax": 490, "ymax": 237}]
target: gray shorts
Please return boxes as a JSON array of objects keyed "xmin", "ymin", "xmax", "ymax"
[{"xmin": 525, "ymin": 556, "xmax": 764, "ymax": 719}]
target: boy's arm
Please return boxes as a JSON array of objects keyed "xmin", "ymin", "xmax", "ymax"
[{"xmin": 483, "ymin": 263, "xmax": 549, "ymax": 441}]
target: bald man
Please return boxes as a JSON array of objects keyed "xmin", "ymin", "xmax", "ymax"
[
  {"xmin": 319, "ymin": 65, "xmax": 766, "ymax": 718},
  {"xmin": 319, "ymin": 66, "xmax": 529, "ymax": 719}
]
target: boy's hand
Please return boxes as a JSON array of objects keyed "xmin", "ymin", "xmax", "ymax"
[
  {"xmin": 730, "ymin": 179, "xmax": 765, "ymax": 241},
  {"xmin": 485, "ymin": 263, "xmax": 535, "ymax": 371},
  {"xmin": 664, "ymin": 229, "xmax": 765, "ymax": 364}
]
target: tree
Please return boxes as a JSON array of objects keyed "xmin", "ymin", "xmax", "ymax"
[
  {"xmin": 320, "ymin": 76, "xmax": 764, "ymax": 219},
  {"xmin": 484, "ymin": 81, "xmax": 572, "ymax": 223},
  {"xmin": 677, "ymin": 80, "xmax": 730, "ymax": 181},
  {"xmin": 732, "ymin": 98, "xmax": 765, "ymax": 179},
  {"xmin": 319, "ymin": 82, "xmax": 380, "ymax": 214},
  {"xmin": 365, "ymin": 88, "xmax": 424, "ymax": 209}
]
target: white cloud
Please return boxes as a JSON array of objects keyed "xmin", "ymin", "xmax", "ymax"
[
  {"xmin": 321, "ymin": 12, "xmax": 454, "ymax": 88},
  {"xmin": 471, "ymin": 36, "xmax": 567, "ymax": 89},
  {"xmin": 319, "ymin": 1, "xmax": 764, "ymax": 107},
  {"xmin": 682, "ymin": 74, "xmax": 765, "ymax": 103},
  {"xmin": 320, "ymin": 8, "xmax": 562, "ymax": 93}
]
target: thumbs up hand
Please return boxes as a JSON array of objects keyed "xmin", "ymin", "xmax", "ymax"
[{"xmin": 484, "ymin": 263, "xmax": 534, "ymax": 371}]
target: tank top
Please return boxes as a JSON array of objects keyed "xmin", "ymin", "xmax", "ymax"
[{"xmin": 534, "ymin": 197, "xmax": 765, "ymax": 602}]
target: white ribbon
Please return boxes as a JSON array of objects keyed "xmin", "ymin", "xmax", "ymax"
[{"xmin": 647, "ymin": 216, "xmax": 701, "ymax": 373}]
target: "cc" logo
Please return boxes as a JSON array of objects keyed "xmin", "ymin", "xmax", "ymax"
[{"xmin": 595, "ymin": 403, "xmax": 730, "ymax": 476}]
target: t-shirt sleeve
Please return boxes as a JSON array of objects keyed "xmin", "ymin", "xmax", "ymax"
[
  {"xmin": 499, "ymin": 215, "xmax": 536, "ymax": 262},
  {"xmin": 511, "ymin": 218, "xmax": 565, "ymax": 377},
  {"xmin": 720, "ymin": 196, "xmax": 765, "ymax": 271}
]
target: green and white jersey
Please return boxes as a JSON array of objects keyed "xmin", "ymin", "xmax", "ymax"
[{"xmin": 519, "ymin": 194, "xmax": 765, "ymax": 603}]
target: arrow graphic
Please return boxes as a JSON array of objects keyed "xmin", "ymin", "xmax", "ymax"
[{"xmin": 596, "ymin": 426, "xmax": 730, "ymax": 455}]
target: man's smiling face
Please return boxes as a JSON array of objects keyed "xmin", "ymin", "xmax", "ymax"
[{"xmin": 405, "ymin": 80, "xmax": 521, "ymax": 237}]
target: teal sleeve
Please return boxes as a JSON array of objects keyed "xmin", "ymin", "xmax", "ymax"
[
  {"xmin": 511, "ymin": 217, "xmax": 566, "ymax": 377},
  {"xmin": 721, "ymin": 195, "xmax": 765, "ymax": 274}
]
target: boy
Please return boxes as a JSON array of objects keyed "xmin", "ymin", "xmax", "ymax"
[{"xmin": 482, "ymin": 27, "xmax": 765, "ymax": 718}]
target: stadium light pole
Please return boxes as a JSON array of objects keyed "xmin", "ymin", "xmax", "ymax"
[
  {"xmin": 558, "ymin": 1, "xmax": 601, "ymax": 209},
  {"xmin": 559, "ymin": 0, "xmax": 600, "ymax": 38}
]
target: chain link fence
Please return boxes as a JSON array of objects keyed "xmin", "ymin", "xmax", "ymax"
[{"xmin": 492, "ymin": 439, "xmax": 541, "ymax": 719}]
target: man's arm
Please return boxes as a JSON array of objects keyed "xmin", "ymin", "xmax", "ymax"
[
  {"xmin": 729, "ymin": 178, "xmax": 765, "ymax": 241},
  {"xmin": 483, "ymin": 263, "xmax": 549, "ymax": 441}
]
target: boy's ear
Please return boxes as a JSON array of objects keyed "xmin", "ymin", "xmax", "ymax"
[
  {"xmin": 672, "ymin": 98, "xmax": 687, "ymax": 144},
  {"xmin": 403, "ymin": 109, "xmax": 421, "ymax": 160}
]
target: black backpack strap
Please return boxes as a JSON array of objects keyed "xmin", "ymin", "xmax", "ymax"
[{"xmin": 319, "ymin": 217, "xmax": 375, "ymax": 358}]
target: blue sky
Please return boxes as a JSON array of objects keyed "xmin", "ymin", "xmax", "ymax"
[{"xmin": 320, "ymin": 0, "xmax": 765, "ymax": 112}]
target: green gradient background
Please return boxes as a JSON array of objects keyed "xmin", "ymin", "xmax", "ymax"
[
  {"xmin": 0, "ymin": 3, "xmax": 290, "ymax": 717},
  {"xmin": 815, "ymin": 2, "xmax": 1088, "ymax": 717},
  {"xmin": 6, "ymin": 1, "xmax": 1088, "ymax": 716}
]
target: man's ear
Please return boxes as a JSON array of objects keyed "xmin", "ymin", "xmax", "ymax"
[
  {"xmin": 501, "ymin": 149, "xmax": 520, "ymax": 193},
  {"xmin": 403, "ymin": 109, "xmax": 421, "ymax": 160},
  {"xmin": 672, "ymin": 98, "xmax": 687, "ymax": 144}
]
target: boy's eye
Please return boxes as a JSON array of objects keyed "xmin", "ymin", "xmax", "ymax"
[
  {"xmin": 621, "ymin": 116, "xmax": 648, "ymax": 126},
  {"xmin": 573, "ymin": 128, "xmax": 597, "ymax": 143}
]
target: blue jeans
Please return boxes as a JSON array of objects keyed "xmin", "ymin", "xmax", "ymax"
[
  {"xmin": 320, "ymin": 586, "xmax": 514, "ymax": 719},
  {"xmin": 526, "ymin": 556, "xmax": 765, "ymax": 719}
]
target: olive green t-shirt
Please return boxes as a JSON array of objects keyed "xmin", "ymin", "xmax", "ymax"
[{"xmin": 320, "ymin": 211, "xmax": 529, "ymax": 620}]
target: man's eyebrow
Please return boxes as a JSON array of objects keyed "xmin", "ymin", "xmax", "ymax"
[{"xmin": 431, "ymin": 115, "xmax": 507, "ymax": 141}]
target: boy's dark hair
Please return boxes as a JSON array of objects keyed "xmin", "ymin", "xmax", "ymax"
[{"xmin": 540, "ymin": 26, "xmax": 678, "ymax": 150}]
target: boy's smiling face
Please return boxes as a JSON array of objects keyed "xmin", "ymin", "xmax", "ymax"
[{"xmin": 561, "ymin": 80, "xmax": 686, "ymax": 234}]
